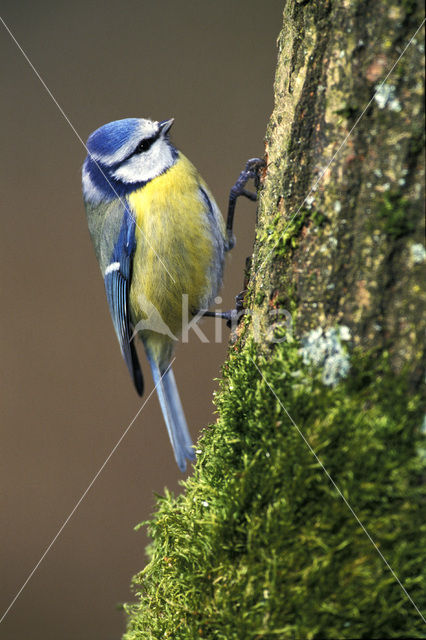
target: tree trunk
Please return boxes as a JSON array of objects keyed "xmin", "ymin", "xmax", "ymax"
[{"xmin": 124, "ymin": 2, "xmax": 425, "ymax": 638}]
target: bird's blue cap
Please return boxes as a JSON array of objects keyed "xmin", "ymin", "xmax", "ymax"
[{"xmin": 87, "ymin": 118, "xmax": 141, "ymax": 159}]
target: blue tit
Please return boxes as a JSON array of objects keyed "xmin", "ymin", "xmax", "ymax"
[{"xmin": 82, "ymin": 117, "xmax": 228, "ymax": 472}]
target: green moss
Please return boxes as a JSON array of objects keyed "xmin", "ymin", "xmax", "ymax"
[
  {"xmin": 124, "ymin": 336, "xmax": 425, "ymax": 639},
  {"xmin": 256, "ymin": 203, "xmax": 329, "ymax": 268},
  {"xmin": 375, "ymin": 190, "xmax": 417, "ymax": 239},
  {"xmin": 311, "ymin": 209, "xmax": 329, "ymax": 228},
  {"xmin": 255, "ymin": 291, "xmax": 266, "ymax": 306},
  {"xmin": 257, "ymin": 208, "xmax": 310, "ymax": 259}
]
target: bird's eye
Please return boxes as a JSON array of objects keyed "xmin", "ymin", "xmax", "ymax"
[{"xmin": 134, "ymin": 136, "xmax": 156, "ymax": 154}]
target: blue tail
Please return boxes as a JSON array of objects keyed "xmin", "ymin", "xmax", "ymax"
[{"xmin": 146, "ymin": 354, "xmax": 195, "ymax": 472}]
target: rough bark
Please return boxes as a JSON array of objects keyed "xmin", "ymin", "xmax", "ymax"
[
  {"xmin": 254, "ymin": 0, "xmax": 424, "ymax": 384},
  {"xmin": 124, "ymin": 2, "xmax": 425, "ymax": 638}
]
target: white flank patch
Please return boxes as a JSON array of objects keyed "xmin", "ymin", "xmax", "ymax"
[{"xmin": 105, "ymin": 262, "xmax": 121, "ymax": 275}]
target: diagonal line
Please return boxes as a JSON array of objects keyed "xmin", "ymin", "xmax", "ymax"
[
  {"xmin": 0, "ymin": 15, "xmax": 176, "ymax": 283},
  {"xmin": 262, "ymin": 18, "xmax": 425, "ymax": 268},
  {"xmin": 0, "ymin": 358, "xmax": 175, "ymax": 625},
  {"xmin": 250, "ymin": 357, "xmax": 426, "ymax": 623}
]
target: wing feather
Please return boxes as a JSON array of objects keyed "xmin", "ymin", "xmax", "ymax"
[{"xmin": 103, "ymin": 206, "xmax": 143, "ymax": 395}]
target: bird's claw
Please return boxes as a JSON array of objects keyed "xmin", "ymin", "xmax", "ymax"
[
  {"xmin": 225, "ymin": 289, "xmax": 248, "ymax": 329},
  {"xmin": 230, "ymin": 157, "xmax": 265, "ymax": 201}
]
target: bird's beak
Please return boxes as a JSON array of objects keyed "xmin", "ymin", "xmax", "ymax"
[{"xmin": 159, "ymin": 118, "xmax": 174, "ymax": 135}]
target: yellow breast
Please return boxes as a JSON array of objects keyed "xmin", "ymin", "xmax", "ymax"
[{"xmin": 128, "ymin": 153, "xmax": 219, "ymax": 339}]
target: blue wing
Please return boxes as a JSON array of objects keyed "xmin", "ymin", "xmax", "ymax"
[{"xmin": 104, "ymin": 206, "xmax": 143, "ymax": 395}]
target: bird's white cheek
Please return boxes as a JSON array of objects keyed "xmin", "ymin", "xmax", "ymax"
[{"xmin": 112, "ymin": 143, "xmax": 175, "ymax": 184}]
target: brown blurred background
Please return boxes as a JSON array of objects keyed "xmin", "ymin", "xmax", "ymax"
[{"xmin": 0, "ymin": 2, "xmax": 282, "ymax": 638}]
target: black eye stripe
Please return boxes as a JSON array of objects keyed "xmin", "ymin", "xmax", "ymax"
[
  {"xmin": 110, "ymin": 129, "xmax": 162, "ymax": 167},
  {"xmin": 127, "ymin": 129, "xmax": 162, "ymax": 159},
  {"xmin": 134, "ymin": 135, "xmax": 157, "ymax": 154}
]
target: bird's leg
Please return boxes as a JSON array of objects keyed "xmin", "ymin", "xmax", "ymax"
[
  {"xmin": 201, "ymin": 309, "xmax": 240, "ymax": 327},
  {"xmin": 196, "ymin": 159, "xmax": 264, "ymax": 330},
  {"xmin": 199, "ymin": 258, "xmax": 252, "ymax": 330},
  {"xmin": 200, "ymin": 306, "xmax": 244, "ymax": 330},
  {"xmin": 226, "ymin": 157, "xmax": 265, "ymax": 250},
  {"xmin": 226, "ymin": 255, "xmax": 252, "ymax": 328}
]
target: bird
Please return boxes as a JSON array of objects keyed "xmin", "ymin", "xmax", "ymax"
[{"xmin": 82, "ymin": 117, "xmax": 228, "ymax": 472}]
